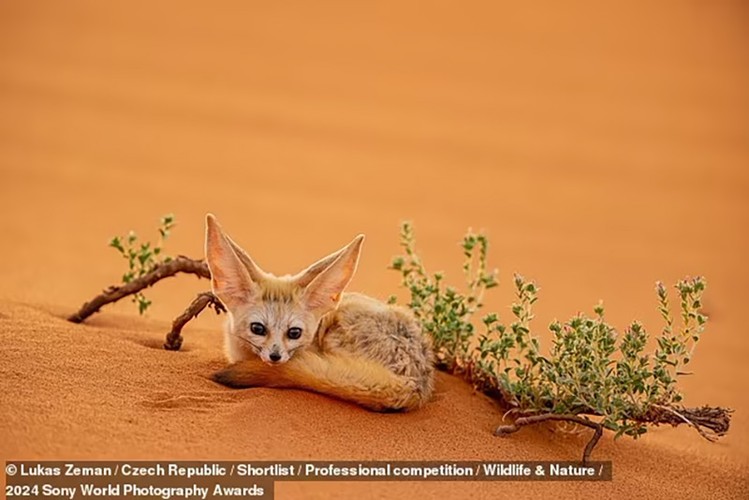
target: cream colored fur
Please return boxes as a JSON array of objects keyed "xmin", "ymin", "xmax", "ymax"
[{"xmin": 205, "ymin": 214, "xmax": 434, "ymax": 411}]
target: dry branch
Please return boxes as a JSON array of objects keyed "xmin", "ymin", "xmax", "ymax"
[
  {"xmin": 496, "ymin": 414, "xmax": 603, "ymax": 463},
  {"xmin": 641, "ymin": 404, "xmax": 732, "ymax": 440},
  {"xmin": 493, "ymin": 404, "xmax": 732, "ymax": 463},
  {"xmin": 68, "ymin": 256, "xmax": 210, "ymax": 323},
  {"xmin": 163, "ymin": 291, "xmax": 225, "ymax": 350}
]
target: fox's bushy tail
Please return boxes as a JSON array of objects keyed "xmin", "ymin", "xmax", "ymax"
[{"xmin": 213, "ymin": 351, "xmax": 430, "ymax": 411}]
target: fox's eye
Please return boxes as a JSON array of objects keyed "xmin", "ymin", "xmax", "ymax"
[
  {"xmin": 287, "ymin": 327, "xmax": 302, "ymax": 340},
  {"xmin": 249, "ymin": 322, "xmax": 267, "ymax": 336}
]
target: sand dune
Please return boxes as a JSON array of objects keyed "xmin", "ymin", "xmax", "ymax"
[{"xmin": 1, "ymin": 1, "xmax": 748, "ymax": 498}]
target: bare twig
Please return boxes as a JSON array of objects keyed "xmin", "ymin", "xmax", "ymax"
[
  {"xmin": 164, "ymin": 291, "xmax": 225, "ymax": 350},
  {"xmin": 495, "ymin": 413, "xmax": 604, "ymax": 463},
  {"xmin": 642, "ymin": 404, "xmax": 732, "ymax": 441},
  {"xmin": 68, "ymin": 256, "xmax": 210, "ymax": 323},
  {"xmin": 491, "ymin": 404, "xmax": 732, "ymax": 462}
]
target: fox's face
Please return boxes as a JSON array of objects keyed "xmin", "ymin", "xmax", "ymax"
[
  {"xmin": 225, "ymin": 285, "xmax": 320, "ymax": 364},
  {"xmin": 204, "ymin": 214, "xmax": 363, "ymax": 365}
]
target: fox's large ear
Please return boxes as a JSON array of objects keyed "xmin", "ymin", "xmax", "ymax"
[
  {"xmin": 225, "ymin": 234, "xmax": 267, "ymax": 284},
  {"xmin": 204, "ymin": 214, "xmax": 259, "ymax": 309},
  {"xmin": 293, "ymin": 246, "xmax": 347, "ymax": 288},
  {"xmin": 301, "ymin": 235, "xmax": 364, "ymax": 315}
]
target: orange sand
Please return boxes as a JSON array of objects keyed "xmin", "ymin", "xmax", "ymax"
[{"xmin": 1, "ymin": 1, "xmax": 748, "ymax": 498}]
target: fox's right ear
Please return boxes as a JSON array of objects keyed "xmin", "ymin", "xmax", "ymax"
[{"xmin": 204, "ymin": 214, "xmax": 260, "ymax": 309}]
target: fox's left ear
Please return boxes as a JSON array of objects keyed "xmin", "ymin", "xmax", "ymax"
[
  {"xmin": 301, "ymin": 235, "xmax": 364, "ymax": 315},
  {"xmin": 293, "ymin": 246, "xmax": 347, "ymax": 287}
]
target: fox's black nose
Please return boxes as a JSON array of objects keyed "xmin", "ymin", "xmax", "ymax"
[{"xmin": 269, "ymin": 352, "xmax": 282, "ymax": 362}]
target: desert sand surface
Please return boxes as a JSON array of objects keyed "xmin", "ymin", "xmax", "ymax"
[{"xmin": 1, "ymin": 1, "xmax": 748, "ymax": 498}]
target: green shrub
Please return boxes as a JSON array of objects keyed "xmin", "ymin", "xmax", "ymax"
[
  {"xmin": 389, "ymin": 221, "xmax": 721, "ymax": 458},
  {"xmin": 108, "ymin": 214, "xmax": 175, "ymax": 314}
]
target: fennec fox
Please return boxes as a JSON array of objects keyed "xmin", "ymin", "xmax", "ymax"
[{"xmin": 205, "ymin": 215, "xmax": 434, "ymax": 411}]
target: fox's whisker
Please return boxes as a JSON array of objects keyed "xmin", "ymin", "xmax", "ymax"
[{"xmin": 232, "ymin": 333, "xmax": 260, "ymax": 353}]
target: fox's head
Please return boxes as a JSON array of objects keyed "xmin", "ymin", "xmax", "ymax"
[{"xmin": 204, "ymin": 214, "xmax": 363, "ymax": 365}]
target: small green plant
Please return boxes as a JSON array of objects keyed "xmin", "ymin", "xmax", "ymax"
[
  {"xmin": 389, "ymin": 223, "xmax": 498, "ymax": 371},
  {"xmin": 109, "ymin": 214, "xmax": 176, "ymax": 314},
  {"xmin": 389, "ymin": 221, "xmax": 729, "ymax": 460}
]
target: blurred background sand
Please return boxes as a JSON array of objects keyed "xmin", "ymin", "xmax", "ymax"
[{"xmin": 1, "ymin": 1, "xmax": 747, "ymax": 498}]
